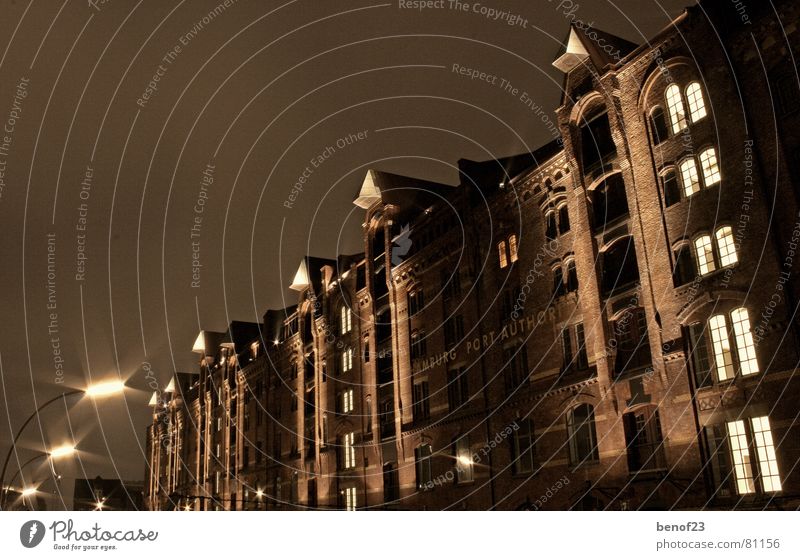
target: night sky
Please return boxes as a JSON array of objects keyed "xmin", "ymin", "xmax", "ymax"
[{"xmin": 0, "ymin": 0, "xmax": 691, "ymax": 508}]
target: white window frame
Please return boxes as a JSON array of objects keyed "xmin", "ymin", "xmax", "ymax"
[
  {"xmin": 685, "ymin": 82, "xmax": 707, "ymax": 123},
  {"xmin": 699, "ymin": 147, "xmax": 721, "ymax": 186},
  {"xmin": 665, "ymin": 83, "xmax": 687, "ymax": 134}
]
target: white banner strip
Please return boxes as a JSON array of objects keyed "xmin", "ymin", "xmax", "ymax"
[{"xmin": 1, "ymin": 511, "xmax": 798, "ymax": 558}]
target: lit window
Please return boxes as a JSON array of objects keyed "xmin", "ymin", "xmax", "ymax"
[
  {"xmin": 250, "ymin": 341, "xmax": 259, "ymax": 358},
  {"xmin": 708, "ymin": 314, "xmax": 735, "ymax": 381},
  {"xmin": 665, "ymin": 84, "xmax": 687, "ymax": 134},
  {"xmin": 342, "ymin": 388, "xmax": 354, "ymax": 413},
  {"xmin": 715, "ymin": 226, "xmax": 737, "ymax": 267},
  {"xmin": 454, "ymin": 436, "xmax": 474, "ymax": 483},
  {"xmin": 680, "ymin": 158, "xmax": 701, "ymax": 197},
  {"xmin": 730, "ymin": 307, "xmax": 759, "ymax": 375},
  {"xmin": 340, "ymin": 306, "xmax": 352, "ymax": 334},
  {"xmin": 498, "ymin": 240, "xmax": 508, "ymax": 269},
  {"xmin": 343, "ymin": 432, "xmax": 356, "ymax": 469},
  {"xmin": 685, "ymin": 82, "xmax": 707, "ymax": 123},
  {"xmin": 727, "ymin": 419, "xmax": 755, "ymax": 494},
  {"xmin": 699, "ymin": 147, "xmax": 721, "ymax": 186},
  {"xmin": 341, "ymin": 347, "xmax": 353, "ymax": 372},
  {"xmin": 710, "ymin": 416, "xmax": 782, "ymax": 497},
  {"xmin": 508, "ymin": 234, "xmax": 518, "ymax": 263},
  {"xmin": 751, "ymin": 416, "xmax": 782, "ymax": 492},
  {"xmin": 344, "ymin": 486, "xmax": 357, "ymax": 511},
  {"xmin": 694, "ymin": 235, "xmax": 716, "ymax": 275}
]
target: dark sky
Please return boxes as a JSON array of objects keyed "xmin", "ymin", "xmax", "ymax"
[{"xmin": 0, "ymin": 0, "xmax": 692, "ymax": 508}]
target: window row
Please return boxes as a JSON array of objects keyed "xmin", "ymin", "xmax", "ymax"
[
  {"xmin": 662, "ymin": 147, "xmax": 721, "ymax": 206},
  {"xmin": 650, "ymin": 81, "xmax": 707, "ymax": 143},
  {"xmin": 414, "ymin": 406, "xmax": 599, "ymax": 489},
  {"xmin": 705, "ymin": 415, "xmax": 782, "ymax": 498},
  {"xmin": 688, "ymin": 306, "xmax": 759, "ymax": 385},
  {"xmin": 498, "ymin": 234, "xmax": 519, "ymax": 269},
  {"xmin": 673, "ymin": 226, "xmax": 738, "ymax": 285}
]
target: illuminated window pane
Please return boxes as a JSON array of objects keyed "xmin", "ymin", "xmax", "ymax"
[
  {"xmin": 709, "ymin": 314, "xmax": 735, "ymax": 381},
  {"xmin": 342, "ymin": 389, "xmax": 354, "ymax": 413},
  {"xmin": 731, "ymin": 307, "xmax": 759, "ymax": 375},
  {"xmin": 498, "ymin": 241, "xmax": 508, "ymax": 269},
  {"xmin": 508, "ymin": 235, "xmax": 518, "ymax": 263},
  {"xmin": 726, "ymin": 420, "xmax": 755, "ymax": 494},
  {"xmin": 344, "ymin": 432, "xmax": 356, "ymax": 469},
  {"xmin": 345, "ymin": 487, "xmax": 356, "ymax": 511},
  {"xmin": 694, "ymin": 235, "xmax": 716, "ymax": 276},
  {"xmin": 680, "ymin": 158, "xmax": 701, "ymax": 197},
  {"xmin": 666, "ymin": 84, "xmax": 687, "ymax": 134},
  {"xmin": 686, "ymin": 82, "xmax": 707, "ymax": 123},
  {"xmin": 340, "ymin": 306, "xmax": 352, "ymax": 334},
  {"xmin": 699, "ymin": 147, "xmax": 721, "ymax": 186},
  {"xmin": 751, "ymin": 416, "xmax": 782, "ymax": 492},
  {"xmin": 715, "ymin": 226, "xmax": 737, "ymax": 267}
]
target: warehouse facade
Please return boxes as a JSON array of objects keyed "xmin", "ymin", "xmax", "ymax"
[{"xmin": 145, "ymin": 1, "xmax": 800, "ymax": 510}]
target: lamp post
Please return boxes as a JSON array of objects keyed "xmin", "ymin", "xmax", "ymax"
[{"xmin": 0, "ymin": 381, "xmax": 124, "ymax": 510}]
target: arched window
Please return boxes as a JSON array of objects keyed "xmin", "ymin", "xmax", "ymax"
[
  {"xmin": 508, "ymin": 234, "xmax": 519, "ymax": 263},
  {"xmin": 498, "ymin": 240, "xmax": 508, "ymax": 269},
  {"xmin": 340, "ymin": 305, "xmax": 352, "ymax": 334},
  {"xmin": 567, "ymin": 404, "xmax": 599, "ymax": 465},
  {"xmin": 566, "ymin": 260, "xmax": 578, "ymax": 293},
  {"xmin": 341, "ymin": 346, "xmax": 353, "ymax": 373},
  {"xmin": 685, "ymin": 82, "xmax": 707, "ymax": 122},
  {"xmin": 649, "ymin": 106, "xmax": 669, "ymax": 144},
  {"xmin": 558, "ymin": 203, "xmax": 570, "ymax": 234},
  {"xmin": 673, "ymin": 244, "xmax": 696, "ymax": 286},
  {"xmin": 591, "ymin": 173, "xmax": 629, "ymax": 230},
  {"xmin": 692, "ymin": 307, "xmax": 759, "ymax": 383},
  {"xmin": 694, "ymin": 235, "xmax": 716, "ymax": 275},
  {"xmin": 665, "ymin": 84, "xmax": 687, "ymax": 133},
  {"xmin": 662, "ymin": 170, "xmax": 681, "ymax": 207},
  {"xmin": 613, "ymin": 306, "xmax": 651, "ymax": 374},
  {"xmin": 699, "ymin": 147, "xmax": 721, "ymax": 186},
  {"xmin": 730, "ymin": 307, "xmax": 759, "ymax": 375},
  {"xmin": 552, "ymin": 267, "xmax": 564, "ymax": 297},
  {"xmin": 715, "ymin": 226, "xmax": 738, "ymax": 267},
  {"xmin": 601, "ymin": 236, "xmax": 639, "ymax": 295},
  {"xmin": 679, "ymin": 158, "xmax": 701, "ymax": 197},
  {"xmin": 708, "ymin": 314, "xmax": 736, "ymax": 381},
  {"xmin": 545, "ymin": 211, "xmax": 557, "ymax": 240}
]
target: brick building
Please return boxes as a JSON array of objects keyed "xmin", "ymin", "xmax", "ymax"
[{"xmin": 145, "ymin": 0, "xmax": 800, "ymax": 510}]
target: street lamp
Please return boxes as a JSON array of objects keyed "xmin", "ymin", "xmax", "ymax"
[
  {"xmin": 0, "ymin": 381, "xmax": 124, "ymax": 510},
  {"xmin": 2, "ymin": 445, "xmax": 77, "ymax": 509}
]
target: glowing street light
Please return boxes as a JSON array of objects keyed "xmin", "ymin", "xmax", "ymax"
[
  {"xmin": 48, "ymin": 445, "xmax": 77, "ymax": 459},
  {"xmin": 0, "ymin": 382, "xmax": 124, "ymax": 510},
  {"xmin": 84, "ymin": 380, "xmax": 125, "ymax": 398},
  {"xmin": 94, "ymin": 499, "xmax": 106, "ymax": 511},
  {"xmin": 20, "ymin": 487, "xmax": 37, "ymax": 498}
]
